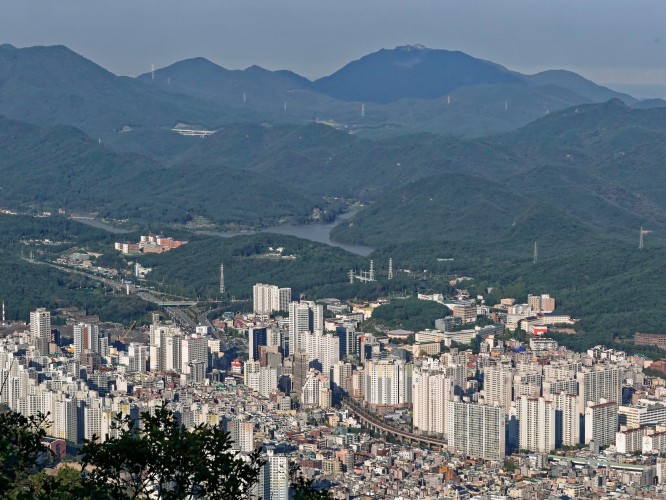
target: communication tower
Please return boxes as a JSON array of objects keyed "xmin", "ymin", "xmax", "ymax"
[
  {"xmin": 361, "ymin": 104, "xmax": 365, "ymax": 117},
  {"xmin": 533, "ymin": 241, "xmax": 538, "ymax": 264},
  {"xmin": 219, "ymin": 263, "xmax": 226, "ymax": 294},
  {"xmin": 151, "ymin": 64, "xmax": 155, "ymax": 80},
  {"xmin": 639, "ymin": 227, "xmax": 653, "ymax": 249},
  {"xmin": 388, "ymin": 258, "xmax": 394, "ymax": 280}
]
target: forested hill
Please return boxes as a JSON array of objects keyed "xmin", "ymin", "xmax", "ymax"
[
  {"xmin": 0, "ymin": 115, "xmax": 328, "ymax": 226},
  {"xmin": 3, "ymin": 98, "xmax": 666, "ymax": 242},
  {"xmin": 331, "ymin": 100, "xmax": 666, "ymax": 248},
  {"xmin": 2, "ymin": 43, "xmax": 659, "ymax": 141}
]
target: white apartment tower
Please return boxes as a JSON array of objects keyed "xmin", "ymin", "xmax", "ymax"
[
  {"xmin": 447, "ymin": 401, "xmax": 506, "ymax": 461},
  {"xmin": 585, "ymin": 401, "xmax": 618, "ymax": 447},
  {"xmin": 412, "ymin": 369, "xmax": 453, "ymax": 436},
  {"xmin": 288, "ymin": 301, "xmax": 316, "ymax": 354},
  {"xmin": 253, "ymin": 283, "xmax": 292, "ymax": 315},
  {"xmin": 364, "ymin": 359, "xmax": 412, "ymax": 406},
  {"xmin": 30, "ymin": 308, "xmax": 51, "ymax": 355},
  {"xmin": 258, "ymin": 449, "xmax": 289, "ymax": 500},
  {"xmin": 517, "ymin": 396, "xmax": 556, "ymax": 453},
  {"xmin": 484, "ymin": 364, "xmax": 514, "ymax": 412},
  {"xmin": 576, "ymin": 367, "xmax": 621, "ymax": 415}
]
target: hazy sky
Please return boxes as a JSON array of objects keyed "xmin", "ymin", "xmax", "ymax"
[{"xmin": 3, "ymin": 0, "xmax": 666, "ymax": 93}]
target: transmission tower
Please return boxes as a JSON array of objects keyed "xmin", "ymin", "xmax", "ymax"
[
  {"xmin": 349, "ymin": 270, "xmax": 354, "ymax": 284},
  {"xmin": 533, "ymin": 241, "xmax": 538, "ymax": 264},
  {"xmin": 388, "ymin": 258, "xmax": 394, "ymax": 280},
  {"xmin": 369, "ymin": 260, "xmax": 375, "ymax": 281},
  {"xmin": 219, "ymin": 263, "xmax": 225, "ymax": 294},
  {"xmin": 639, "ymin": 227, "xmax": 653, "ymax": 249}
]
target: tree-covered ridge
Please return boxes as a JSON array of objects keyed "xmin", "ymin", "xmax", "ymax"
[
  {"xmin": 0, "ymin": 116, "xmax": 328, "ymax": 227},
  {"xmin": 1, "ymin": 43, "xmax": 660, "ymax": 144}
]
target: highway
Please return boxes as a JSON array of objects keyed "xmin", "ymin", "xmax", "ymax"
[{"xmin": 343, "ymin": 398, "xmax": 448, "ymax": 450}]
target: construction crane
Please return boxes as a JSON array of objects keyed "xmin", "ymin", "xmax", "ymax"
[
  {"xmin": 120, "ymin": 320, "xmax": 137, "ymax": 344},
  {"xmin": 639, "ymin": 227, "xmax": 653, "ymax": 249}
]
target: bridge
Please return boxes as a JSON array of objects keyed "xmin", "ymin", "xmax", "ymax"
[{"xmin": 342, "ymin": 399, "xmax": 448, "ymax": 451}]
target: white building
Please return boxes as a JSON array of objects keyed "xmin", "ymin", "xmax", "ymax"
[
  {"xmin": 585, "ymin": 401, "xmax": 619, "ymax": 447},
  {"xmin": 364, "ymin": 359, "xmax": 412, "ymax": 406},
  {"xmin": 412, "ymin": 368, "xmax": 453, "ymax": 436},
  {"xmin": 30, "ymin": 308, "xmax": 51, "ymax": 355},
  {"xmin": 253, "ymin": 283, "xmax": 291, "ymax": 315},
  {"xmin": 517, "ymin": 396, "xmax": 555, "ymax": 453},
  {"xmin": 258, "ymin": 449, "xmax": 289, "ymax": 500},
  {"xmin": 552, "ymin": 392, "xmax": 580, "ymax": 447},
  {"xmin": 447, "ymin": 400, "xmax": 506, "ymax": 461},
  {"xmin": 484, "ymin": 364, "xmax": 514, "ymax": 412}
]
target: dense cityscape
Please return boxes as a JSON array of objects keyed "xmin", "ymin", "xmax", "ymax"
[{"xmin": 3, "ymin": 272, "xmax": 666, "ymax": 498}]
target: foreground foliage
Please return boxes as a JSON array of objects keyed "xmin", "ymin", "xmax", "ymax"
[{"xmin": 1, "ymin": 405, "xmax": 331, "ymax": 499}]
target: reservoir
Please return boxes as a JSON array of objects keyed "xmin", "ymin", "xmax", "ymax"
[
  {"xmin": 261, "ymin": 212, "xmax": 374, "ymax": 257},
  {"xmin": 72, "ymin": 213, "xmax": 375, "ymax": 257}
]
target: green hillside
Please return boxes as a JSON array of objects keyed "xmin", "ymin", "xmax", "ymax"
[{"xmin": 0, "ymin": 116, "xmax": 327, "ymax": 226}]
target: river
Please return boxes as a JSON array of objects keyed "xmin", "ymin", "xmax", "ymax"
[{"xmin": 72, "ymin": 213, "xmax": 375, "ymax": 257}]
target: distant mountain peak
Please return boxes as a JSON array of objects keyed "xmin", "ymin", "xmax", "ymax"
[{"xmin": 396, "ymin": 44, "xmax": 429, "ymax": 52}]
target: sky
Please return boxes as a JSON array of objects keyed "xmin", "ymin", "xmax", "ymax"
[{"xmin": 3, "ymin": 0, "xmax": 666, "ymax": 96}]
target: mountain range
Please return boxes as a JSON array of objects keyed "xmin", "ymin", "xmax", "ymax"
[{"xmin": 0, "ymin": 43, "xmax": 660, "ymax": 144}]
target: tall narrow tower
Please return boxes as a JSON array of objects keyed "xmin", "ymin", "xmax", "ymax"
[
  {"xmin": 219, "ymin": 263, "xmax": 225, "ymax": 295},
  {"xmin": 369, "ymin": 260, "xmax": 375, "ymax": 281},
  {"xmin": 388, "ymin": 258, "xmax": 394, "ymax": 280},
  {"xmin": 361, "ymin": 104, "xmax": 365, "ymax": 117},
  {"xmin": 533, "ymin": 241, "xmax": 538, "ymax": 264},
  {"xmin": 349, "ymin": 270, "xmax": 354, "ymax": 284}
]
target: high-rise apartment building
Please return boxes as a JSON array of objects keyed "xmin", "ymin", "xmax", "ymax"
[
  {"xmin": 484, "ymin": 364, "xmax": 514, "ymax": 412},
  {"xmin": 127, "ymin": 343, "xmax": 147, "ymax": 373},
  {"xmin": 364, "ymin": 359, "xmax": 412, "ymax": 406},
  {"xmin": 30, "ymin": 308, "xmax": 51, "ymax": 355},
  {"xmin": 291, "ymin": 349, "xmax": 310, "ymax": 393},
  {"xmin": 585, "ymin": 401, "xmax": 618, "ymax": 447},
  {"xmin": 552, "ymin": 392, "xmax": 580, "ymax": 447},
  {"xmin": 412, "ymin": 369, "xmax": 453, "ymax": 436},
  {"xmin": 576, "ymin": 367, "xmax": 621, "ymax": 415},
  {"xmin": 447, "ymin": 401, "xmax": 506, "ymax": 461},
  {"xmin": 258, "ymin": 449, "xmax": 289, "ymax": 500},
  {"xmin": 253, "ymin": 283, "xmax": 292, "ymax": 315},
  {"xmin": 517, "ymin": 396, "xmax": 556, "ymax": 453},
  {"xmin": 332, "ymin": 361, "xmax": 353, "ymax": 400},
  {"xmin": 73, "ymin": 322, "xmax": 107, "ymax": 357},
  {"xmin": 248, "ymin": 327, "xmax": 268, "ymax": 362}
]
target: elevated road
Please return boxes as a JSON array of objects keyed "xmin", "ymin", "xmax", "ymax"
[{"xmin": 343, "ymin": 399, "xmax": 448, "ymax": 451}]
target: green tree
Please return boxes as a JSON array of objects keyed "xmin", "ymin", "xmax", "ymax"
[
  {"xmin": 80, "ymin": 404, "xmax": 263, "ymax": 499},
  {"xmin": 0, "ymin": 410, "xmax": 50, "ymax": 494}
]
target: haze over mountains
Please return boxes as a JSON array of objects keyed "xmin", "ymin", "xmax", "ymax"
[
  {"xmin": 1, "ymin": 42, "xmax": 666, "ymax": 252},
  {"xmin": 0, "ymin": 43, "xmax": 658, "ymax": 144}
]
